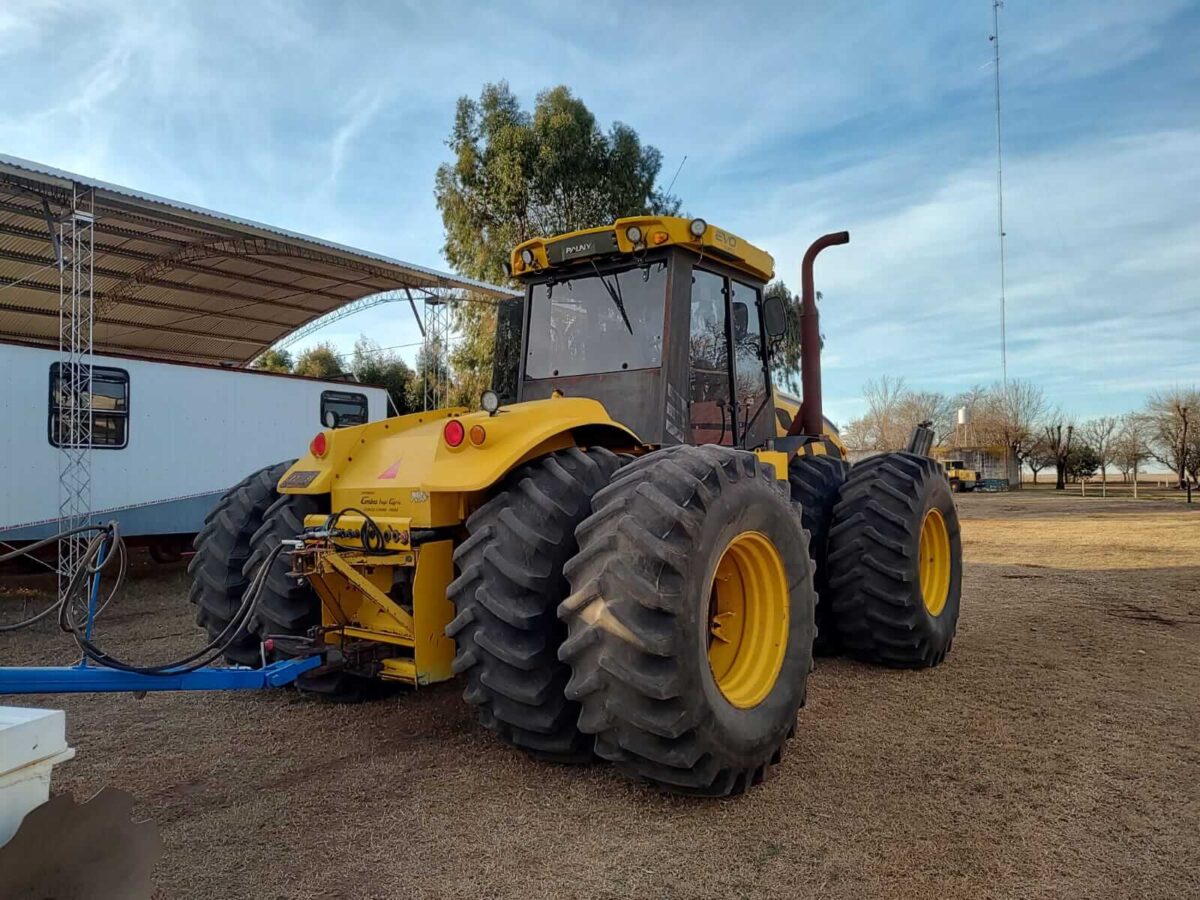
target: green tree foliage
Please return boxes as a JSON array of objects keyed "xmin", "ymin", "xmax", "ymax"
[
  {"xmin": 448, "ymin": 294, "xmax": 497, "ymax": 408},
  {"xmin": 293, "ymin": 342, "xmax": 345, "ymax": 379},
  {"xmin": 1065, "ymin": 443, "xmax": 1101, "ymax": 481},
  {"xmin": 765, "ymin": 280, "xmax": 803, "ymax": 393},
  {"xmin": 351, "ymin": 336, "xmax": 417, "ymax": 415},
  {"xmin": 252, "ymin": 348, "xmax": 294, "ymax": 373},
  {"xmin": 434, "ymin": 81, "xmax": 680, "ymax": 400},
  {"xmin": 436, "ymin": 82, "xmax": 680, "ymax": 284},
  {"xmin": 407, "ymin": 339, "xmax": 453, "ymax": 412}
]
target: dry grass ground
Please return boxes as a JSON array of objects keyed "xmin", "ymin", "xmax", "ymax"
[{"xmin": 2, "ymin": 491, "xmax": 1198, "ymax": 899}]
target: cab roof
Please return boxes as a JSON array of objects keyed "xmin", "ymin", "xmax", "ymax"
[{"xmin": 511, "ymin": 216, "xmax": 775, "ymax": 284}]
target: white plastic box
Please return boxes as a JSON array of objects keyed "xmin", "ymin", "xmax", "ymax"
[{"xmin": 0, "ymin": 707, "xmax": 75, "ymax": 847}]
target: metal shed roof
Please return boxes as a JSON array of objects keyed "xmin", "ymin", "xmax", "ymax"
[{"xmin": 0, "ymin": 154, "xmax": 509, "ymax": 366}]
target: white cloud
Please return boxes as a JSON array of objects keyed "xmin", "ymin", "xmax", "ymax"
[{"xmin": 0, "ymin": 0, "xmax": 1193, "ymax": 417}]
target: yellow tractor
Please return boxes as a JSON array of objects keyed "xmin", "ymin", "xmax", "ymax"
[
  {"xmin": 942, "ymin": 459, "xmax": 981, "ymax": 492},
  {"xmin": 189, "ymin": 216, "xmax": 962, "ymax": 796}
]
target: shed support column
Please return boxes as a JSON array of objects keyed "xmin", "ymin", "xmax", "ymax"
[{"xmin": 57, "ymin": 184, "xmax": 95, "ymax": 603}]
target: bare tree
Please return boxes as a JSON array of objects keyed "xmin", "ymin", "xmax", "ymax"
[
  {"xmin": 1081, "ymin": 416, "xmax": 1119, "ymax": 497},
  {"xmin": 1113, "ymin": 413, "xmax": 1152, "ymax": 496},
  {"xmin": 898, "ymin": 390, "xmax": 955, "ymax": 446},
  {"xmin": 1145, "ymin": 386, "xmax": 1199, "ymax": 489},
  {"xmin": 1025, "ymin": 434, "xmax": 1056, "ymax": 484},
  {"xmin": 954, "ymin": 380, "xmax": 1046, "ymax": 484},
  {"xmin": 1043, "ymin": 417, "xmax": 1076, "ymax": 491},
  {"xmin": 844, "ymin": 376, "xmax": 916, "ymax": 453}
]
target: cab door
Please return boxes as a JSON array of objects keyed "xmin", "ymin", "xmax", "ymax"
[{"xmin": 685, "ymin": 264, "xmax": 774, "ymax": 449}]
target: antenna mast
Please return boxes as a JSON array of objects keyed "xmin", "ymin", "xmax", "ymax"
[{"xmin": 991, "ymin": 0, "xmax": 1008, "ymax": 388}]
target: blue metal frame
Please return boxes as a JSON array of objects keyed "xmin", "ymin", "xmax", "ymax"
[
  {"xmin": 0, "ymin": 655, "xmax": 323, "ymax": 694},
  {"xmin": 0, "ymin": 530, "xmax": 326, "ymax": 696}
]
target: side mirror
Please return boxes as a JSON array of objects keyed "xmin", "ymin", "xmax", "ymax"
[{"xmin": 762, "ymin": 295, "xmax": 788, "ymax": 339}]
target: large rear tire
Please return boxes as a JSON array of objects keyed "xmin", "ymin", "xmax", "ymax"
[
  {"xmin": 244, "ymin": 493, "xmax": 325, "ymax": 646},
  {"xmin": 187, "ymin": 461, "xmax": 293, "ymax": 667},
  {"xmin": 446, "ymin": 447, "xmax": 622, "ymax": 763},
  {"xmin": 787, "ymin": 453, "xmax": 850, "ymax": 654},
  {"xmin": 826, "ymin": 452, "xmax": 962, "ymax": 667},
  {"xmin": 242, "ymin": 491, "xmax": 367, "ymax": 698},
  {"xmin": 560, "ymin": 445, "xmax": 815, "ymax": 796}
]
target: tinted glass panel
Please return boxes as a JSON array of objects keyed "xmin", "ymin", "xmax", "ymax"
[
  {"xmin": 90, "ymin": 374, "xmax": 128, "ymax": 410},
  {"xmin": 525, "ymin": 261, "xmax": 667, "ymax": 379},
  {"xmin": 48, "ymin": 363, "xmax": 129, "ymax": 448},
  {"xmin": 492, "ymin": 297, "xmax": 523, "ymax": 403},
  {"xmin": 688, "ymin": 269, "xmax": 733, "ymax": 445},
  {"xmin": 731, "ymin": 280, "xmax": 768, "ymax": 443},
  {"xmin": 321, "ymin": 390, "xmax": 368, "ymax": 427}
]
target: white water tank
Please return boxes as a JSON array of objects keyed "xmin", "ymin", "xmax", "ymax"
[
  {"xmin": 0, "ymin": 707, "xmax": 75, "ymax": 847},
  {"xmin": 957, "ymin": 406, "xmax": 971, "ymax": 426}
]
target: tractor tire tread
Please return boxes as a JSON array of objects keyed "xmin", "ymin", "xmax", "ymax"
[
  {"xmin": 447, "ymin": 447, "xmax": 622, "ymax": 764},
  {"xmin": 560, "ymin": 444, "xmax": 814, "ymax": 796},
  {"xmin": 786, "ymin": 453, "xmax": 850, "ymax": 653},
  {"xmin": 826, "ymin": 451, "xmax": 960, "ymax": 668}
]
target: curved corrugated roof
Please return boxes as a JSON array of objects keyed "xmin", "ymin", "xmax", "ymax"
[{"xmin": 0, "ymin": 154, "xmax": 509, "ymax": 365}]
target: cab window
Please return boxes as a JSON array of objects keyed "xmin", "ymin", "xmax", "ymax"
[
  {"xmin": 525, "ymin": 261, "xmax": 667, "ymax": 379},
  {"xmin": 688, "ymin": 269, "xmax": 733, "ymax": 445},
  {"xmin": 731, "ymin": 280, "xmax": 769, "ymax": 444}
]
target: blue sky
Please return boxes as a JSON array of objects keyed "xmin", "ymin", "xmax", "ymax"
[{"xmin": 2, "ymin": 0, "xmax": 1197, "ymax": 425}]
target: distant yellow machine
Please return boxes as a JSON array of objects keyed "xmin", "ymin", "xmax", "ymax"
[
  {"xmin": 189, "ymin": 216, "xmax": 963, "ymax": 796},
  {"xmin": 942, "ymin": 459, "xmax": 981, "ymax": 492}
]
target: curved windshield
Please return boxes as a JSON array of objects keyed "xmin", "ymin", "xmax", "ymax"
[{"xmin": 525, "ymin": 261, "xmax": 667, "ymax": 379}]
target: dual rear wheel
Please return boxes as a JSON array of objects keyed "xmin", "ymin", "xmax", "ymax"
[
  {"xmin": 450, "ymin": 444, "xmax": 815, "ymax": 796},
  {"xmin": 451, "ymin": 446, "xmax": 962, "ymax": 794}
]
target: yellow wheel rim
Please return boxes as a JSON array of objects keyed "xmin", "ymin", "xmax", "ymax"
[
  {"xmin": 919, "ymin": 507, "xmax": 952, "ymax": 616},
  {"xmin": 706, "ymin": 531, "xmax": 789, "ymax": 709}
]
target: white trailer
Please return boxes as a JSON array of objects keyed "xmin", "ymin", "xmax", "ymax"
[{"xmin": 0, "ymin": 342, "xmax": 388, "ymax": 554}]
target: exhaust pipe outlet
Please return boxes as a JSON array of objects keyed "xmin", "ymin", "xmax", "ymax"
[{"xmin": 789, "ymin": 231, "xmax": 849, "ymax": 437}]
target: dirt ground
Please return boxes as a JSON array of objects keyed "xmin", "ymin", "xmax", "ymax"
[{"xmin": 2, "ymin": 491, "xmax": 1198, "ymax": 899}]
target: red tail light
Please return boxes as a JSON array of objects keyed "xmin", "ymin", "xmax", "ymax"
[
  {"xmin": 443, "ymin": 419, "xmax": 465, "ymax": 447},
  {"xmin": 310, "ymin": 431, "xmax": 328, "ymax": 458}
]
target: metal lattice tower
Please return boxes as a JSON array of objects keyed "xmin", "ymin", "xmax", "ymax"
[
  {"xmin": 422, "ymin": 294, "xmax": 453, "ymax": 410},
  {"xmin": 56, "ymin": 185, "xmax": 96, "ymax": 599}
]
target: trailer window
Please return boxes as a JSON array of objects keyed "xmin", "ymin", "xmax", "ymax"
[
  {"xmin": 321, "ymin": 390, "xmax": 368, "ymax": 428},
  {"xmin": 48, "ymin": 363, "xmax": 129, "ymax": 449}
]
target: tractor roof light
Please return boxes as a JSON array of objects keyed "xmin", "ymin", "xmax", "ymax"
[
  {"xmin": 626, "ymin": 225, "xmax": 643, "ymax": 244},
  {"xmin": 443, "ymin": 419, "xmax": 466, "ymax": 448},
  {"xmin": 520, "ymin": 248, "xmax": 535, "ymax": 265},
  {"xmin": 652, "ymin": 231, "xmax": 669, "ymax": 245},
  {"xmin": 480, "ymin": 389, "xmax": 500, "ymax": 415},
  {"xmin": 689, "ymin": 218, "xmax": 707, "ymax": 238},
  {"xmin": 310, "ymin": 431, "xmax": 328, "ymax": 458}
]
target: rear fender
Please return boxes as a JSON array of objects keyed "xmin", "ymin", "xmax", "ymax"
[{"xmin": 277, "ymin": 397, "xmax": 639, "ymax": 526}]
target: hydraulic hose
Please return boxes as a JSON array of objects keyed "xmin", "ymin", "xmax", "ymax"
[{"xmin": 3, "ymin": 522, "xmax": 291, "ymax": 676}]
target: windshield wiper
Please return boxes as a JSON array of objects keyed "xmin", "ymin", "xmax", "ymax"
[{"xmin": 590, "ymin": 261, "xmax": 633, "ymax": 335}]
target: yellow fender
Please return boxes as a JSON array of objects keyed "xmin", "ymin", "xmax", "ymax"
[
  {"xmin": 773, "ymin": 390, "xmax": 849, "ymax": 457},
  {"xmin": 277, "ymin": 396, "xmax": 639, "ymax": 526}
]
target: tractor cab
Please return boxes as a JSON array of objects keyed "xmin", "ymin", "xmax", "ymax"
[{"xmin": 497, "ymin": 217, "xmax": 788, "ymax": 450}]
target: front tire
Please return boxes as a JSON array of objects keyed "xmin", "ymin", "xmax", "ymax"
[
  {"xmin": 560, "ymin": 445, "xmax": 815, "ymax": 796},
  {"xmin": 826, "ymin": 452, "xmax": 962, "ymax": 667}
]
